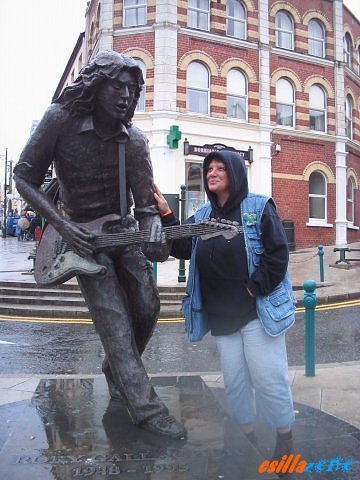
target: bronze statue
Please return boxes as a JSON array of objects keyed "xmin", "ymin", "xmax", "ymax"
[{"xmin": 14, "ymin": 50, "xmax": 186, "ymax": 439}]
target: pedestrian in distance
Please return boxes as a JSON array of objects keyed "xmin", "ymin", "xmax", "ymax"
[
  {"xmin": 14, "ymin": 50, "xmax": 186, "ymax": 440},
  {"xmin": 154, "ymin": 150, "xmax": 296, "ymax": 463}
]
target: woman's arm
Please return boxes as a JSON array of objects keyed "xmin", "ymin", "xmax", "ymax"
[
  {"xmin": 245, "ymin": 201, "xmax": 289, "ymax": 296},
  {"xmin": 154, "ymin": 185, "xmax": 193, "ymax": 260}
]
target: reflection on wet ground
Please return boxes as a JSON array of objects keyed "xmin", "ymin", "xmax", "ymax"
[{"xmin": 0, "ymin": 376, "xmax": 358, "ymax": 479}]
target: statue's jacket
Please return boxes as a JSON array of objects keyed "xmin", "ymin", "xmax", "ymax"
[{"xmin": 14, "ymin": 104, "xmax": 155, "ymax": 222}]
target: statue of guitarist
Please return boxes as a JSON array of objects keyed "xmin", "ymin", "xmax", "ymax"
[{"xmin": 14, "ymin": 51, "xmax": 186, "ymax": 439}]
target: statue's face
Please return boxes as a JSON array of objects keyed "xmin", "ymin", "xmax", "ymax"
[{"xmin": 95, "ymin": 70, "xmax": 137, "ymax": 121}]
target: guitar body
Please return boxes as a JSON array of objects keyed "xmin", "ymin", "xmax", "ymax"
[
  {"xmin": 34, "ymin": 214, "xmax": 239, "ymax": 287},
  {"xmin": 34, "ymin": 214, "xmax": 121, "ymax": 286}
]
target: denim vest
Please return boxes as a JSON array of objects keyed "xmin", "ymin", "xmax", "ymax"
[{"xmin": 182, "ymin": 194, "xmax": 296, "ymax": 340}]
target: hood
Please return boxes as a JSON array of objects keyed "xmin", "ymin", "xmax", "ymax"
[{"xmin": 203, "ymin": 150, "xmax": 249, "ymax": 213}]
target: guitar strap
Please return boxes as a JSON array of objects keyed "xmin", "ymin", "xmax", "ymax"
[{"xmin": 118, "ymin": 141, "xmax": 127, "ymax": 218}]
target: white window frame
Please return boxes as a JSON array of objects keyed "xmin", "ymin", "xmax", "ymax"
[
  {"xmin": 344, "ymin": 33, "xmax": 352, "ymax": 68},
  {"xmin": 309, "ymin": 171, "xmax": 327, "ymax": 224},
  {"xmin": 347, "ymin": 177, "xmax": 355, "ymax": 224},
  {"xmin": 276, "ymin": 78, "xmax": 295, "ymax": 128},
  {"xmin": 123, "ymin": 0, "xmax": 147, "ymax": 27},
  {"xmin": 345, "ymin": 96, "xmax": 353, "ymax": 139},
  {"xmin": 309, "ymin": 85, "xmax": 327, "ymax": 133},
  {"xmin": 227, "ymin": 69, "xmax": 247, "ymax": 121},
  {"xmin": 308, "ymin": 19, "xmax": 325, "ymax": 58},
  {"xmin": 188, "ymin": 0, "xmax": 210, "ymax": 31},
  {"xmin": 186, "ymin": 61, "xmax": 210, "ymax": 115},
  {"xmin": 226, "ymin": 0, "xmax": 247, "ymax": 40},
  {"xmin": 275, "ymin": 11, "xmax": 294, "ymax": 50}
]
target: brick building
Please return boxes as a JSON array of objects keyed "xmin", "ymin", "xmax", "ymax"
[{"xmin": 58, "ymin": 0, "xmax": 360, "ymax": 248}]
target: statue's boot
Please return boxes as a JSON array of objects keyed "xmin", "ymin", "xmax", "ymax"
[{"xmin": 139, "ymin": 413, "xmax": 187, "ymax": 439}]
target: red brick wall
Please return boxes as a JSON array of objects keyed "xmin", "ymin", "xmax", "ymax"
[{"xmin": 271, "ymin": 134, "xmax": 337, "ymax": 248}]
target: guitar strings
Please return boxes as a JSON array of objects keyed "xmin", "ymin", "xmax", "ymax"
[{"xmin": 94, "ymin": 224, "xmax": 240, "ymax": 247}]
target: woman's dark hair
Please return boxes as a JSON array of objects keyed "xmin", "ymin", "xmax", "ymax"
[{"xmin": 53, "ymin": 51, "xmax": 144, "ymax": 126}]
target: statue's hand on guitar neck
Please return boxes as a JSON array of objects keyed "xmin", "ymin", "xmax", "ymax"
[
  {"xmin": 139, "ymin": 215, "xmax": 170, "ymax": 262},
  {"xmin": 57, "ymin": 220, "xmax": 96, "ymax": 258}
]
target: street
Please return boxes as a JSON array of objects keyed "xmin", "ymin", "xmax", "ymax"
[{"xmin": 0, "ymin": 303, "xmax": 358, "ymax": 375}]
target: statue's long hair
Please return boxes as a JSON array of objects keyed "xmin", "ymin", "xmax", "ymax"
[{"xmin": 53, "ymin": 51, "xmax": 144, "ymax": 126}]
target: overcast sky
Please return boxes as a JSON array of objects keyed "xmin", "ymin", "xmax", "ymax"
[{"xmin": 0, "ymin": 0, "xmax": 360, "ymax": 182}]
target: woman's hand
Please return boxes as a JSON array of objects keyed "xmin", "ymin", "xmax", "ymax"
[{"xmin": 153, "ymin": 184, "xmax": 171, "ymax": 215}]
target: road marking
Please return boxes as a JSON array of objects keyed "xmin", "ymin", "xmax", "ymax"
[
  {"xmin": 0, "ymin": 299, "xmax": 358, "ymax": 324},
  {"xmin": 0, "ymin": 340, "xmax": 16, "ymax": 345}
]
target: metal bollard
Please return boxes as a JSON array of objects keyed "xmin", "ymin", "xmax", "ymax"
[
  {"xmin": 303, "ymin": 279, "xmax": 317, "ymax": 377},
  {"xmin": 317, "ymin": 245, "xmax": 324, "ymax": 282},
  {"xmin": 152, "ymin": 261, "xmax": 157, "ymax": 282},
  {"xmin": 178, "ymin": 184, "xmax": 187, "ymax": 283}
]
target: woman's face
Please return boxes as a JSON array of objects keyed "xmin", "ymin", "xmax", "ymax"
[{"xmin": 206, "ymin": 159, "xmax": 230, "ymax": 198}]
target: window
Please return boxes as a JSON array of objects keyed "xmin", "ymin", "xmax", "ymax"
[
  {"xmin": 308, "ymin": 19, "xmax": 325, "ymax": 57},
  {"xmin": 309, "ymin": 85, "xmax": 326, "ymax": 132},
  {"xmin": 276, "ymin": 78, "xmax": 295, "ymax": 127},
  {"xmin": 226, "ymin": 0, "xmax": 246, "ymax": 39},
  {"xmin": 188, "ymin": 0, "xmax": 210, "ymax": 31},
  {"xmin": 135, "ymin": 59, "xmax": 146, "ymax": 112},
  {"xmin": 227, "ymin": 69, "xmax": 247, "ymax": 120},
  {"xmin": 275, "ymin": 11, "xmax": 294, "ymax": 50},
  {"xmin": 347, "ymin": 177, "xmax": 355, "ymax": 224},
  {"xmin": 309, "ymin": 171, "xmax": 327, "ymax": 222},
  {"xmin": 344, "ymin": 33, "xmax": 352, "ymax": 68},
  {"xmin": 186, "ymin": 162, "xmax": 206, "ymax": 217},
  {"xmin": 187, "ymin": 62, "xmax": 209, "ymax": 114},
  {"xmin": 345, "ymin": 95, "xmax": 353, "ymax": 139},
  {"xmin": 123, "ymin": 0, "xmax": 147, "ymax": 27}
]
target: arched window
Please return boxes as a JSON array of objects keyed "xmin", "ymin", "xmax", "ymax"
[
  {"xmin": 226, "ymin": 0, "xmax": 246, "ymax": 39},
  {"xmin": 275, "ymin": 11, "xmax": 294, "ymax": 50},
  {"xmin": 308, "ymin": 19, "xmax": 325, "ymax": 58},
  {"xmin": 344, "ymin": 33, "xmax": 353, "ymax": 68},
  {"xmin": 345, "ymin": 95, "xmax": 353, "ymax": 139},
  {"xmin": 309, "ymin": 171, "xmax": 327, "ymax": 222},
  {"xmin": 276, "ymin": 78, "xmax": 295, "ymax": 127},
  {"xmin": 347, "ymin": 176, "xmax": 355, "ymax": 224},
  {"xmin": 187, "ymin": 62, "xmax": 210, "ymax": 114},
  {"xmin": 134, "ymin": 60, "xmax": 146, "ymax": 112},
  {"xmin": 123, "ymin": 0, "xmax": 147, "ymax": 27},
  {"xmin": 188, "ymin": 0, "xmax": 210, "ymax": 31},
  {"xmin": 309, "ymin": 85, "xmax": 326, "ymax": 132},
  {"xmin": 227, "ymin": 69, "xmax": 247, "ymax": 120}
]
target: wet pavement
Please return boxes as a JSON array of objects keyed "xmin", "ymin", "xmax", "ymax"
[{"xmin": 0, "ymin": 307, "xmax": 359, "ymax": 375}]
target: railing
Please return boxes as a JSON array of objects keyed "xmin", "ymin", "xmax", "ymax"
[
  {"xmin": 303, "ymin": 279, "xmax": 317, "ymax": 377},
  {"xmin": 334, "ymin": 247, "xmax": 360, "ymax": 264}
]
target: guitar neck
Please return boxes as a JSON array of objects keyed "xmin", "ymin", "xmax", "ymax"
[{"xmin": 94, "ymin": 223, "xmax": 222, "ymax": 248}]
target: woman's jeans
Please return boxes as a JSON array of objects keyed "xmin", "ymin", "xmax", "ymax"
[{"xmin": 215, "ymin": 319, "xmax": 295, "ymax": 429}]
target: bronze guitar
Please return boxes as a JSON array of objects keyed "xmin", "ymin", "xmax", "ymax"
[{"xmin": 34, "ymin": 214, "xmax": 239, "ymax": 286}]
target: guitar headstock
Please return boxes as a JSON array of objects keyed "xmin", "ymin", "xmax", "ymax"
[{"xmin": 199, "ymin": 218, "xmax": 239, "ymax": 240}]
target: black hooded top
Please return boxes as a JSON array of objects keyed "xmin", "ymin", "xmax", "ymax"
[{"xmin": 161, "ymin": 150, "xmax": 289, "ymax": 336}]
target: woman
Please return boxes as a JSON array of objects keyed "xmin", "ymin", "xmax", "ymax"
[{"xmin": 154, "ymin": 150, "xmax": 295, "ymax": 462}]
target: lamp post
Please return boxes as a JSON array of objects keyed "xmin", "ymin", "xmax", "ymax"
[
  {"xmin": 178, "ymin": 184, "xmax": 187, "ymax": 282},
  {"xmin": 2, "ymin": 148, "xmax": 8, "ymax": 238}
]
